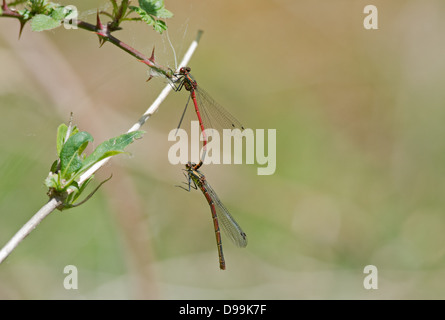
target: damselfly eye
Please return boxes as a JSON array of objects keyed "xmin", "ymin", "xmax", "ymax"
[{"xmin": 185, "ymin": 66, "xmax": 191, "ymax": 72}]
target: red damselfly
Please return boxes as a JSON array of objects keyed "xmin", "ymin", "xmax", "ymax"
[
  {"xmin": 173, "ymin": 67, "xmax": 245, "ymax": 163},
  {"xmin": 180, "ymin": 161, "xmax": 247, "ymax": 270}
]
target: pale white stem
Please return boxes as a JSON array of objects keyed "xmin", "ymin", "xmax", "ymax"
[
  {"xmin": 0, "ymin": 30, "xmax": 203, "ymax": 264},
  {"xmin": 0, "ymin": 198, "xmax": 62, "ymax": 263}
]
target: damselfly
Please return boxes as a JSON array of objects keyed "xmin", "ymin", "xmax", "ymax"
[
  {"xmin": 173, "ymin": 67, "xmax": 244, "ymax": 163},
  {"xmin": 180, "ymin": 161, "xmax": 247, "ymax": 270}
]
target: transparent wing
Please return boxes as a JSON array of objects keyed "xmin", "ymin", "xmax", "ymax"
[
  {"xmin": 195, "ymin": 85, "xmax": 245, "ymax": 132},
  {"xmin": 202, "ymin": 179, "xmax": 248, "ymax": 248}
]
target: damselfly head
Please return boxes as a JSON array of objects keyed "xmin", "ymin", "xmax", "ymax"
[
  {"xmin": 185, "ymin": 161, "xmax": 194, "ymax": 169},
  {"xmin": 179, "ymin": 66, "xmax": 191, "ymax": 75}
]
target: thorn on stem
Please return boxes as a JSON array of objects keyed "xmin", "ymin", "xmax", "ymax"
[
  {"xmin": 139, "ymin": 47, "xmax": 156, "ymax": 72},
  {"xmin": 97, "ymin": 36, "xmax": 106, "ymax": 47},
  {"xmin": 149, "ymin": 47, "xmax": 156, "ymax": 63},
  {"xmin": 18, "ymin": 19, "xmax": 26, "ymax": 39},
  {"xmin": 96, "ymin": 10, "xmax": 103, "ymax": 31},
  {"xmin": 137, "ymin": 59, "xmax": 154, "ymax": 81},
  {"xmin": 95, "ymin": 10, "xmax": 108, "ymax": 47}
]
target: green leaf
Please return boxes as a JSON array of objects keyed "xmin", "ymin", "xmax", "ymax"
[
  {"xmin": 141, "ymin": 12, "xmax": 155, "ymax": 26},
  {"xmin": 155, "ymin": 7, "xmax": 173, "ymax": 19},
  {"xmin": 60, "ymin": 131, "xmax": 93, "ymax": 178},
  {"xmin": 49, "ymin": 159, "xmax": 58, "ymax": 173},
  {"xmin": 56, "ymin": 124, "xmax": 68, "ymax": 157},
  {"xmin": 129, "ymin": 4, "xmax": 170, "ymax": 33},
  {"xmin": 50, "ymin": 7, "xmax": 67, "ymax": 21},
  {"xmin": 56, "ymin": 123, "xmax": 79, "ymax": 156},
  {"xmin": 80, "ymin": 131, "xmax": 144, "ymax": 174},
  {"xmin": 111, "ymin": 0, "xmax": 119, "ymax": 16},
  {"xmin": 138, "ymin": 0, "xmax": 160, "ymax": 15},
  {"xmin": 30, "ymin": 14, "xmax": 61, "ymax": 31},
  {"xmin": 129, "ymin": 6, "xmax": 153, "ymax": 25},
  {"xmin": 66, "ymin": 181, "xmax": 80, "ymax": 202},
  {"xmin": 44, "ymin": 172, "xmax": 58, "ymax": 189},
  {"xmin": 29, "ymin": 0, "xmax": 48, "ymax": 12},
  {"xmin": 138, "ymin": 0, "xmax": 173, "ymax": 18},
  {"xmin": 153, "ymin": 19, "xmax": 167, "ymax": 33},
  {"xmin": 71, "ymin": 176, "xmax": 93, "ymax": 203},
  {"xmin": 18, "ymin": 8, "xmax": 31, "ymax": 20},
  {"xmin": 0, "ymin": 7, "xmax": 3, "ymax": 15}
]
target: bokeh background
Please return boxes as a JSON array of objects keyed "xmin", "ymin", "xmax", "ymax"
[{"xmin": 1, "ymin": 0, "xmax": 445, "ymax": 299}]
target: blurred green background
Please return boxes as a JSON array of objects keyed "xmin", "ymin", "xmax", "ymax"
[{"xmin": 1, "ymin": 0, "xmax": 445, "ymax": 299}]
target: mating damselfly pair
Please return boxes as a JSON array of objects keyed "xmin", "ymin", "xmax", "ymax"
[
  {"xmin": 172, "ymin": 67, "xmax": 248, "ymax": 270},
  {"xmin": 140, "ymin": 61, "xmax": 248, "ymax": 270}
]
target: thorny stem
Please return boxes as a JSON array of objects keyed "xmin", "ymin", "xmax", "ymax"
[
  {"xmin": 76, "ymin": 19, "xmax": 173, "ymax": 78},
  {"xmin": 0, "ymin": 2, "xmax": 173, "ymax": 78},
  {"xmin": 0, "ymin": 28, "xmax": 203, "ymax": 264},
  {"xmin": 1, "ymin": 0, "xmax": 27, "ymax": 35}
]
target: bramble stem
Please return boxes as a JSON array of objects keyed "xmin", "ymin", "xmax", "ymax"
[
  {"xmin": 0, "ymin": 5, "xmax": 173, "ymax": 78},
  {"xmin": 75, "ymin": 20, "xmax": 171, "ymax": 77}
]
